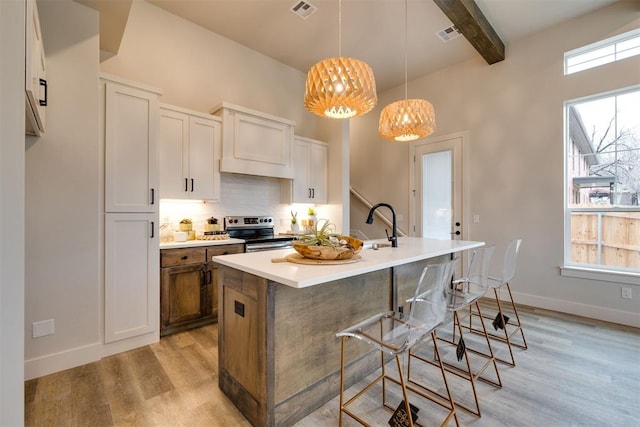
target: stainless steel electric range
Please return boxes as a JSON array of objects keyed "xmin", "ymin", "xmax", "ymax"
[{"xmin": 224, "ymin": 215, "xmax": 296, "ymax": 252}]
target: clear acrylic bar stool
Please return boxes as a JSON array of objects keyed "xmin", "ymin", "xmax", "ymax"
[
  {"xmin": 468, "ymin": 239, "xmax": 527, "ymax": 366},
  {"xmin": 336, "ymin": 258, "xmax": 459, "ymax": 427},
  {"xmin": 408, "ymin": 245, "xmax": 502, "ymax": 418}
]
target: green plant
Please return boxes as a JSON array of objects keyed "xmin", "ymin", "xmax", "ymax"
[
  {"xmin": 295, "ymin": 219, "xmax": 344, "ymax": 248},
  {"xmin": 290, "ymin": 210, "xmax": 297, "ymax": 224}
]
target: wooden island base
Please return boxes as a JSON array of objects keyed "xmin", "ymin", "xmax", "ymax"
[{"xmin": 217, "ymin": 256, "xmax": 447, "ymax": 426}]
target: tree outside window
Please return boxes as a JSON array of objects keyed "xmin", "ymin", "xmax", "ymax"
[{"xmin": 565, "ymin": 87, "xmax": 640, "ymax": 272}]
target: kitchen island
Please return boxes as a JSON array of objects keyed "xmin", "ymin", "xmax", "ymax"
[{"xmin": 212, "ymin": 237, "xmax": 483, "ymax": 427}]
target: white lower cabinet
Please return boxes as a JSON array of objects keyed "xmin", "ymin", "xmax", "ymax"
[
  {"xmin": 159, "ymin": 105, "xmax": 221, "ymax": 200},
  {"xmin": 104, "ymin": 213, "xmax": 159, "ymax": 344},
  {"xmin": 283, "ymin": 136, "xmax": 328, "ymax": 204}
]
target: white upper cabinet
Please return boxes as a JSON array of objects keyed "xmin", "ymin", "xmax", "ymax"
[
  {"xmin": 25, "ymin": 0, "xmax": 47, "ymax": 136},
  {"xmin": 102, "ymin": 77, "xmax": 161, "ymax": 213},
  {"xmin": 283, "ymin": 136, "xmax": 328, "ymax": 204},
  {"xmin": 211, "ymin": 102, "xmax": 295, "ymax": 179},
  {"xmin": 159, "ymin": 105, "xmax": 221, "ymax": 201}
]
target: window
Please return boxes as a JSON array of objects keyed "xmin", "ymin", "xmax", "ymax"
[
  {"xmin": 564, "ymin": 87, "xmax": 640, "ymax": 277},
  {"xmin": 564, "ymin": 28, "xmax": 640, "ymax": 75}
]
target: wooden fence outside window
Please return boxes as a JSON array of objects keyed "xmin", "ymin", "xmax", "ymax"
[{"xmin": 571, "ymin": 211, "xmax": 640, "ymax": 269}]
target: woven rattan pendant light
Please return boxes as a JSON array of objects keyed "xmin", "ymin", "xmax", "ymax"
[
  {"xmin": 378, "ymin": 0, "xmax": 435, "ymax": 141},
  {"xmin": 304, "ymin": 0, "xmax": 377, "ymax": 119}
]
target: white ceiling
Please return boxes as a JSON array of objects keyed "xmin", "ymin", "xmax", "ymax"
[{"xmin": 89, "ymin": 0, "xmax": 620, "ymax": 92}]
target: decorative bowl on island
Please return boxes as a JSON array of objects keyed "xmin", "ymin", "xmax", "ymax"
[{"xmin": 292, "ymin": 219, "xmax": 363, "ymax": 260}]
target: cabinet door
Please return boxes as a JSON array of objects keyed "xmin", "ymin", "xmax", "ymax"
[
  {"xmin": 292, "ymin": 139, "xmax": 312, "ymax": 202},
  {"xmin": 105, "ymin": 213, "xmax": 159, "ymax": 343},
  {"xmin": 161, "ymin": 264, "xmax": 206, "ymax": 335},
  {"xmin": 158, "ymin": 108, "xmax": 189, "ymax": 199},
  {"xmin": 189, "ymin": 116, "xmax": 220, "ymax": 201},
  {"xmin": 289, "ymin": 137, "xmax": 328, "ymax": 204},
  {"xmin": 25, "ymin": 0, "xmax": 46, "ymax": 136},
  {"xmin": 105, "ymin": 82, "xmax": 158, "ymax": 213},
  {"xmin": 309, "ymin": 142, "xmax": 328, "ymax": 204}
]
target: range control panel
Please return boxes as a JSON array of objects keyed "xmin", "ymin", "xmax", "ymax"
[{"xmin": 224, "ymin": 216, "xmax": 274, "ymax": 229}]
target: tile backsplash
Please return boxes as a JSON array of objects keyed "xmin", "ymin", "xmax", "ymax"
[{"xmin": 160, "ymin": 173, "xmax": 322, "ymax": 241}]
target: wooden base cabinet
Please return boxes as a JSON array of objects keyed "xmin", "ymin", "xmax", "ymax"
[{"xmin": 160, "ymin": 244, "xmax": 243, "ymax": 336}]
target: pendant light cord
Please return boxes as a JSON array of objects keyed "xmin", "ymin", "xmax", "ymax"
[
  {"xmin": 404, "ymin": 0, "xmax": 408, "ymax": 100},
  {"xmin": 338, "ymin": 0, "xmax": 342, "ymax": 57}
]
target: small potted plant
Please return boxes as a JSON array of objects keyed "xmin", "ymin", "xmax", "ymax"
[
  {"xmin": 307, "ymin": 207, "xmax": 317, "ymax": 231},
  {"xmin": 290, "ymin": 211, "xmax": 299, "ymax": 232},
  {"xmin": 179, "ymin": 218, "xmax": 192, "ymax": 232}
]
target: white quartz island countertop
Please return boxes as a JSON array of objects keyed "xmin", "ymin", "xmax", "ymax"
[{"xmin": 212, "ymin": 237, "xmax": 483, "ymax": 288}]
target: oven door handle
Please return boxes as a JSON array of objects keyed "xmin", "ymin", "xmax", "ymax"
[{"xmin": 246, "ymin": 241, "xmax": 294, "ymax": 252}]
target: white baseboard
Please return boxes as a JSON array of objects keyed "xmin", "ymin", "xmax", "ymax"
[
  {"xmin": 102, "ymin": 331, "xmax": 159, "ymax": 358},
  {"xmin": 506, "ymin": 291, "xmax": 640, "ymax": 328},
  {"xmin": 24, "ymin": 342, "xmax": 102, "ymax": 381},
  {"xmin": 24, "ymin": 332, "xmax": 159, "ymax": 380}
]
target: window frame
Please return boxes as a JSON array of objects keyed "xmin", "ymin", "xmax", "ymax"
[
  {"xmin": 564, "ymin": 28, "xmax": 640, "ymax": 75},
  {"xmin": 563, "ymin": 86, "xmax": 640, "ymax": 283}
]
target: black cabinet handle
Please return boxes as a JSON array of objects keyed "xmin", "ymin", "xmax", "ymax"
[
  {"xmin": 150, "ymin": 188, "xmax": 155, "ymax": 205},
  {"xmin": 191, "ymin": 178, "xmax": 194, "ymax": 192},
  {"xmin": 181, "ymin": 255, "xmax": 188, "ymax": 260},
  {"xmin": 450, "ymin": 231, "xmax": 461, "ymax": 235},
  {"xmin": 39, "ymin": 79, "xmax": 47, "ymax": 106},
  {"xmin": 150, "ymin": 221, "xmax": 155, "ymax": 238},
  {"xmin": 207, "ymin": 270, "xmax": 212, "ymax": 284},
  {"xmin": 200, "ymin": 270, "xmax": 205, "ymax": 286},
  {"xmin": 312, "ymin": 188, "xmax": 315, "ymax": 199},
  {"xmin": 184, "ymin": 178, "xmax": 188, "ymax": 192}
]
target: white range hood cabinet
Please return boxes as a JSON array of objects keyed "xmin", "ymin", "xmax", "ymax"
[{"xmin": 211, "ymin": 102, "xmax": 295, "ymax": 179}]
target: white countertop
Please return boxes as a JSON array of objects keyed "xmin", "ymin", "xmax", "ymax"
[
  {"xmin": 160, "ymin": 238, "xmax": 245, "ymax": 249},
  {"xmin": 212, "ymin": 237, "xmax": 483, "ymax": 288}
]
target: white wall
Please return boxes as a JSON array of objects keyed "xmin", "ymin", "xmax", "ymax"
[
  {"xmin": 0, "ymin": 0, "xmax": 26, "ymax": 422},
  {"xmin": 101, "ymin": 0, "xmax": 317, "ymax": 139},
  {"xmin": 24, "ymin": 0, "xmax": 102, "ymax": 379},
  {"xmin": 351, "ymin": 1, "xmax": 640, "ymax": 326}
]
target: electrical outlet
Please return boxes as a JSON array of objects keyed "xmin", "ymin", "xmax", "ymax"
[
  {"xmin": 473, "ymin": 214, "xmax": 480, "ymax": 223},
  {"xmin": 621, "ymin": 288, "xmax": 632, "ymax": 299},
  {"xmin": 33, "ymin": 319, "xmax": 55, "ymax": 338}
]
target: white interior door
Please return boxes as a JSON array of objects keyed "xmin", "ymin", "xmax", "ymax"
[{"xmin": 410, "ymin": 133, "xmax": 465, "ymax": 240}]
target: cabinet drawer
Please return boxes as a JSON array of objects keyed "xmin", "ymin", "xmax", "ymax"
[
  {"xmin": 207, "ymin": 244, "xmax": 244, "ymax": 260},
  {"xmin": 161, "ymin": 247, "xmax": 207, "ymax": 267}
]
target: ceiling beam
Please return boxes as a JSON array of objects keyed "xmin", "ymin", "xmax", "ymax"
[{"xmin": 433, "ymin": 0, "xmax": 505, "ymax": 65}]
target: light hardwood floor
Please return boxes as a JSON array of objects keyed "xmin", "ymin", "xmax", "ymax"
[{"xmin": 25, "ymin": 301, "xmax": 640, "ymax": 426}]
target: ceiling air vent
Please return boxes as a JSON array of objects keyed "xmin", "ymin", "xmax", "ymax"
[
  {"xmin": 290, "ymin": 1, "xmax": 318, "ymax": 19},
  {"xmin": 436, "ymin": 25, "xmax": 462, "ymax": 42}
]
